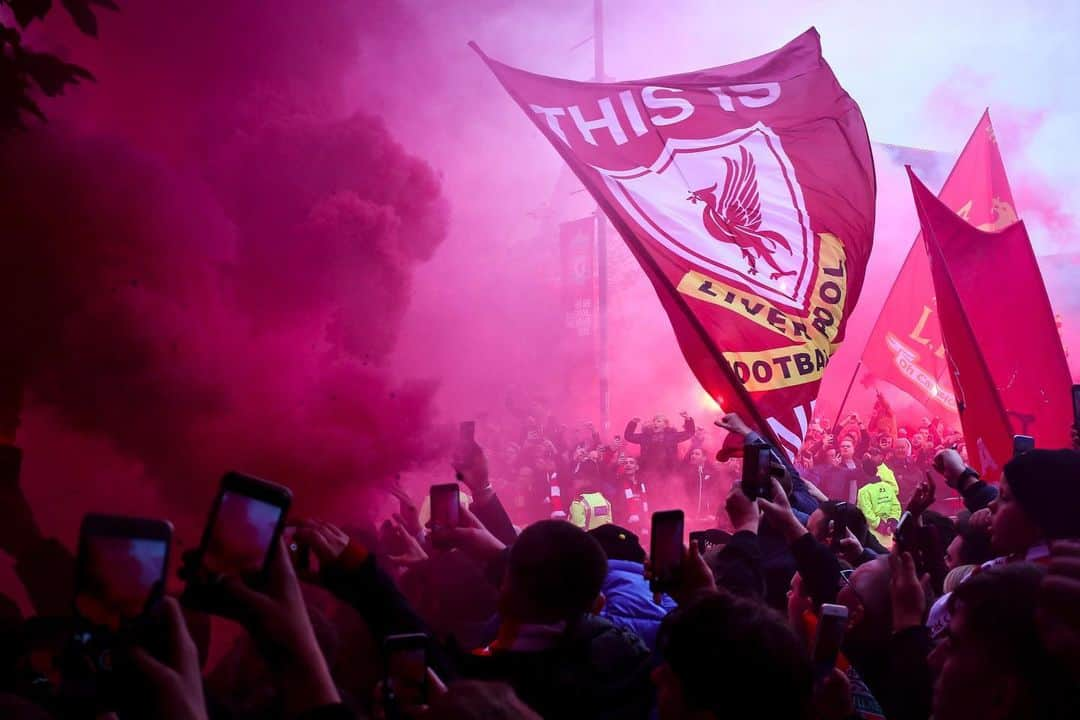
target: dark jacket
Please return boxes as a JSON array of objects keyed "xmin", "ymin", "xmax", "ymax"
[
  {"xmin": 707, "ymin": 530, "xmax": 766, "ymax": 602},
  {"xmin": 599, "ymin": 559, "xmax": 676, "ymax": 651},
  {"xmin": 472, "ymin": 493, "xmax": 518, "ymax": 547},
  {"xmin": 960, "ymin": 476, "xmax": 998, "ymax": 512},
  {"xmin": 455, "ymin": 615, "xmax": 654, "ymax": 720},
  {"xmin": 623, "ymin": 418, "xmax": 694, "ymax": 474}
]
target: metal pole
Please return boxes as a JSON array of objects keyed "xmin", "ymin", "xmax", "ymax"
[
  {"xmin": 832, "ymin": 360, "xmax": 862, "ymax": 430},
  {"xmin": 593, "ymin": 0, "xmax": 610, "ymax": 433}
]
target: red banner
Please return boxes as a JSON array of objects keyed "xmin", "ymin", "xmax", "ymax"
[
  {"xmin": 908, "ymin": 169, "xmax": 1072, "ymax": 478},
  {"xmin": 862, "ymin": 112, "xmax": 1015, "ymax": 418},
  {"xmin": 475, "ymin": 29, "xmax": 875, "ymax": 456},
  {"xmin": 559, "ymin": 217, "xmax": 599, "ymax": 415}
]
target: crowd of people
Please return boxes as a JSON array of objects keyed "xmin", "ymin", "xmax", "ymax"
[{"xmin": 1, "ymin": 394, "xmax": 1079, "ymax": 719}]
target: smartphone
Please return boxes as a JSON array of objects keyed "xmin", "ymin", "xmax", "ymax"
[
  {"xmin": 66, "ymin": 514, "xmax": 172, "ymax": 707},
  {"xmin": 741, "ymin": 442, "xmax": 774, "ymax": 500},
  {"xmin": 430, "ymin": 483, "xmax": 461, "ymax": 530},
  {"xmin": 893, "ymin": 510, "xmax": 914, "ymax": 554},
  {"xmin": 74, "ymin": 514, "xmax": 172, "ymax": 633},
  {"xmin": 812, "ymin": 603, "xmax": 849, "ymax": 678},
  {"xmin": 828, "ymin": 502, "xmax": 849, "ymax": 552},
  {"xmin": 183, "ymin": 472, "xmax": 291, "ymax": 608},
  {"xmin": 384, "ymin": 633, "xmax": 429, "ymax": 707},
  {"xmin": 1012, "ymin": 434, "xmax": 1035, "ymax": 457},
  {"xmin": 1072, "ymin": 385, "xmax": 1080, "ymax": 429},
  {"xmin": 459, "ymin": 420, "xmax": 476, "ymax": 444},
  {"xmin": 649, "ymin": 510, "xmax": 685, "ymax": 593}
]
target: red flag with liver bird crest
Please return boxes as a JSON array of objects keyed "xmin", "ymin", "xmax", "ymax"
[{"xmin": 475, "ymin": 29, "xmax": 876, "ymax": 456}]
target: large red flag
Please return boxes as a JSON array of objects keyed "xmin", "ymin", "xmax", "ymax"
[
  {"xmin": 908, "ymin": 169, "xmax": 1072, "ymax": 479},
  {"xmin": 862, "ymin": 112, "xmax": 1016, "ymax": 418},
  {"xmin": 475, "ymin": 29, "xmax": 875, "ymax": 456}
]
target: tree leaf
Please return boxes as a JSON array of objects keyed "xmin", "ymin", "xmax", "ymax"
[
  {"xmin": 7, "ymin": 0, "xmax": 53, "ymax": 28},
  {"xmin": 60, "ymin": 0, "xmax": 98, "ymax": 36},
  {"xmin": 19, "ymin": 46, "xmax": 94, "ymax": 96}
]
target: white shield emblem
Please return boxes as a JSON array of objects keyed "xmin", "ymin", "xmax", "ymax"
[{"xmin": 592, "ymin": 122, "xmax": 816, "ymax": 310}]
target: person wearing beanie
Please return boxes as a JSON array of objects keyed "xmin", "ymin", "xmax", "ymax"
[
  {"xmin": 588, "ymin": 524, "xmax": 676, "ymax": 651},
  {"xmin": 990, "ymin": 449, "xmax": 1080, "ymax": 557}
]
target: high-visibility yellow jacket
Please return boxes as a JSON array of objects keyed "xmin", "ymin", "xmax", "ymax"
[
  {"xmin": 857, "ymin": 464, "xmax": 901, "ymax": 545},
  {"xmin": 569, "ymin": 492, "xmax": 614, "ymax": 531}
]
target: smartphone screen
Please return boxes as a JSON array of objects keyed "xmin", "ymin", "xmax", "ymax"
[
  {"xmin": 74, "ymin": 517, "xmax": 170, "ymax": 632},
  {"xmin": 430, "ymin": 483, "xmax": 460, "ymax": 530},
  {"xmin": 385, "ymin": 634, "xmax": 429, "ymax": 706},
  {"xmin": 202, "ymin": 490, "xmax": 284, "ymax": 576},
  {"xmin": 1012, "ymin": 435, "xmax": 1035, "ymax": 457},
  {"xmin": 1072, "ymin": 385, "xmax": 1080, "ymax": 427},
  {"xmin": 813, "ymin": 604, "xmax": 849, "ymax": 677},
  {"xmin": 741, "ymin": 444, "xmax": 773, "ymax": 500},
  {"xmin": 650, "ymin": 510, "xmax": 684, "ymax": 592},
  {"xmin": 459, "ymin": 420, "xmax": 476, "ymax": 444}
]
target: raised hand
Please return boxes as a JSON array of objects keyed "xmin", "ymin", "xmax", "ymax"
[
  {"xmin": 714, "ymin": 412, "xmax": 752, "ymax": 437},
  {"xmin": 387, "ymin": 479, "xmax": 423, "ymax": 537},
  {"xmin": 221, "ymin": 537, "xmax": 340, "ymax": 715},
  {"xmin": 130, "ymin": 597, "xmax": 208, "ymax": 720},
  {"xmin": 292, "ymin": 519, "xmax": 350, "ymax": 567},
  {"xmin": 429, "ymin": 505, "xmax": 505, "ymax": 562},
  {"xmin": 933, "ymin": 448, "xmax": 967, "ymax": 488},
  {"xmin": 907, "ymin": 475, "xmax": 936, "ymax": 518},
  {"xmin": 724, "ymin": 483, "xmax": 761, "ymax": 534},
  {"xmin": 644, "ymin": 539, "xmax": 716, "ymax": 606},
  {"xmin": 756, "ymin": 478, "xmax": 808, "ymax": 543},
  {"xmin": 385, "ymin": 518, "xmax": 430, "ymax": 568},
  {"xmin": 888, "ymin": 548, "xmax": 926, "ymax": 632}
]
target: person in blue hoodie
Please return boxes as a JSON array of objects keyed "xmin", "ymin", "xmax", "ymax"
[{"xmin": 588, "ymin": 524, "xmax": 677, "ymax": 651}]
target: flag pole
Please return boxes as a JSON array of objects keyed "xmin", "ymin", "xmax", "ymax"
[
  {"xmin": 593, "ymin": 0, "xmax": 610, "ymax": 434},
  {"xmin": 831, "ymin": 360, "xmax": 862, "ymax": 429}
]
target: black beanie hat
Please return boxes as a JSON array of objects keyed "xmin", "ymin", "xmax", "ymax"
[
  {"xmin": 588, "ymin": 524, "xmax": 646, "ymax": 563},
  {"xmin": 1003, "ymin": 449, "xmax": 1080, "ymax": 540}
]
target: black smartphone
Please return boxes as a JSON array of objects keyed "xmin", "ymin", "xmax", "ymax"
[
  {"xmin": 828, "ymin": 502, "xmax": 849, "ymax": 552},
  {"xmin": 649, "ymin": 510, "xmax": 685, "ymax": 593},
  {"xmin": 741, "ymin": 442, "xmax": 774, "ymax": 500},
  {"xmin": 430, "ymin": 483, "xmax": 461, "ymax": 531},
  {"xmin": 1072, "ymin": 384, "xmax": 1080, "ymax": 429},
  {"xmin": 1012, "ymin": 434, "xmax": 1035, "ymax": 457},
  {"xmin": 893, "ymin": 510, "xmax": 914, "ymax": 554},
  {"xmin": 74, "ymin": 514, "xmax": 172, "ymax": 634},
  {"xmin": 812, "ymin": 603, "xmax": 849, "ymax": 678},
  {"xmin": 65, "ymin": 514, "xmax": 172, "ymax": 707},
  {"xmin": 182, "ymin": 472, "xmax": 292, "ymax": 609},
  {"xmin": 384, "ymin": 633, "xmax": 430, "ymax": 708}
]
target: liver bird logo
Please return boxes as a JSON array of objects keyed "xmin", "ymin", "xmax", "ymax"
[{"xmin": 687, "ymin": 146, "xmax": 797, "ymax": 281}]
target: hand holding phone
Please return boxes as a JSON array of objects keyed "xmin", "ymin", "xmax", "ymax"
[
  {"xmin": 893, "ymin": 511, "xmax": 913, "ymax": 554},
  {"xmin": 66, "ymin": 514, "xmax": 172, "ymax": 708},
  {"xmin": 1012, "ymin": 435, "xmax": 1035, "ymax": 457},
  {"xmin": 741, "ymin": 442, "xmax": 775, "ymax": 501},
  {"xmin": 813, "ymin": 604, "xmax": 849, "ymax": 678},
  {"xmin": 182, "ymin": 472, "xmax": 292, "ymax": 611},
  {"xmin": 649, "ymin": 510, "xmax": 685, "ymax": 593},
  {"xmin": 384, "ymin": 633, "xmax": 430, "ymax": 710},
  {"xmin": 429, "ymin": 483, "xmax": 461, "ymax": 550}
]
